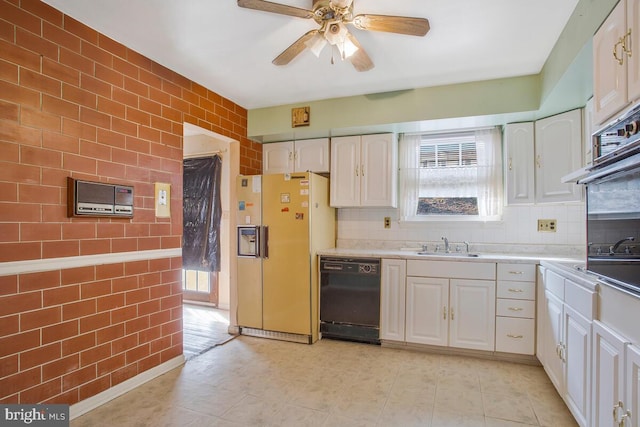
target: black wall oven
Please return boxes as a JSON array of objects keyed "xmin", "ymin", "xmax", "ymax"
[{"xmin": 582, "ymin": 103, "xmax": 640, "ymax": 295}]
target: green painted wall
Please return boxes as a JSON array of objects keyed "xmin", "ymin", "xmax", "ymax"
[{"xmin": 248, "ymin": 0, "xmax": 619, "ymax": 142}]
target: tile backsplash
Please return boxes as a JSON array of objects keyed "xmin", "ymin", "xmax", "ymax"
[{"xmin": 337, "ymin": 202, "xmax": 586, "ymax": 258}]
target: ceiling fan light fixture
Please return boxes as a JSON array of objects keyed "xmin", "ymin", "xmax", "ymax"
[
  {"xmin": 324, "ymin": 21, "xmax": 348, "ymax": 45},
  {"xmin": 305, "ymin": 32, "xmax": 328, "ymax": 57},
  {"xmin": 339, "ymin": 37, "xmax": 358, "ymax": 59}
]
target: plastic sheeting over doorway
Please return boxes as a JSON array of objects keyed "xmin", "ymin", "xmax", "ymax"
[{"xmin": 182, "ymin": 155, "xmax": 222, "ymax": 272}]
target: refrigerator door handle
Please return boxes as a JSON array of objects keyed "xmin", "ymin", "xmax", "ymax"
[
  {"xmin": 262, "ymin": 226, "xmax": 269, "ymax": 259},
  {"xmin": 253, "ymin": 225, "xmax": 261, "ymax": 258}
]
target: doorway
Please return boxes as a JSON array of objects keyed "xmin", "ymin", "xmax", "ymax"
[{"xmin": 182, "ymin": 123, "xmax": 239, "ymax": 318}]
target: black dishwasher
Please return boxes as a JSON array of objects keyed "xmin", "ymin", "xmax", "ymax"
[{"xmin": 319, "ymin": 256, "xmax": 381, "ymax": 344}]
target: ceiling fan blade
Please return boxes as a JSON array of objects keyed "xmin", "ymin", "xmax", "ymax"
[
  {"xmin": 352, "ymin": 14, "xmax": 430, "ymax": 36},
  {"xmin": 237, "ymin": 0, "xmax": 314, "ymax": 19},
  {"xmin": 346, "ymin": 32, "xmax": 374, "ymax": 72},
  {"xmin": 273, "ymin": 30, "xmax": 319, "ymax": 66}
]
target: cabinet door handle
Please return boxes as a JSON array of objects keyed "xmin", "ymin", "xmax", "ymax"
[
  {"xmin": 355, "ymin": 165, "xmax": 359, "ymax": 176},
  {"xmin": 450, "ymin": 307, "xmax": 454, "ymax": 320},
  {"xmin": 623, "ymin": 28, "xmax": 632, "ymax": 59},
  {"xmin": 508, "ymin": 157, "xmax": 513, "ymax": 171},
  {"xmin": 613, "ymin": 400, "xmax": 632, "ymax": 427},
  {"xmin": 614, "ymin": 38, "xmax": 626, "ymax": 65},
  {"xmin": 508, "ymin": 307, "xmax": 524, "ymax": 311},
  {"xmin": 289, "ymin": 151, "xmax": 293, "ymax": 160},
  {"xmin": 614, "ymin": 401, "xmax": 624, "ymax": 425},
  {"xmin": 508, "ymin": 288, "xmax": 524, "ymax": 293},
  {"xmin": 559, "ymin": 343, "xmax": 566, "ymax": 362},
  {"xmin": 536, "ymin": 154, "xmax": 542, "ymax": 168},
  {"xmin": 507, "ymin": 334, "xmax": 523, "ymax": 339},
  {"xmin": 443, "ymin": 306, "xmax": 447, "ymax": 320},
  {"xmin": 361, "ymin": 164, "xmax": 364, "ymax": 177},
  {"xmin": 508, "ymin": 270, "xmax": 524, "ymax": 275}
]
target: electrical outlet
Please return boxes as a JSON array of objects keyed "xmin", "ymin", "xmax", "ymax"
[
  {"xmin": 384, "ymin": 217, "xmax": 391, "ymax": 229},
  {"xmin": 538, "ymin": 219, "xmax": 557, "ymax": 232}
]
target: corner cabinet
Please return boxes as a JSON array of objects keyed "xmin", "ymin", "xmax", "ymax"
[
  {"xmin": 504, "ymin": 109, "xmax": 582, "ymax": 205},
  {"xmin": 329, "ymin": 133, "xmax": 397, "ymax": 208},
  {"xmin": 534, "ymin": 109, "xmax": 583, "ymax": 203},
  {"xmin": 262, "ymin": 138, "xmax": 329, "ymax": 174},
  {"xmin": 593, "ymin": 0, "xmax": 640, "ymax": 126},
  {"xmin": 538, "ymin": 265, "xmax": 597, "ymax": 427}
]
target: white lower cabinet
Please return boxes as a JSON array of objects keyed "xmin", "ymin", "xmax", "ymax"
[
  {"xmin": 538, "ymin": 266, "xmax": 596, "ymax": 427},
  {"xmin": 380, "ymin": 259, "xmax": 406, "ymax": 341},
  {"xmin": 627, "ymin": 345, "xmax": 640, "ymax": 427},
  {"xmin": 495, "ymin": 263, "xmax": 537, "ymax": 355},
  {"xmin": 406, "ymin": 277, "xmax": 496, "ymax": 351},
  {"xmin": 406, "ymin": 276, "xmax": 448, "ymax": 346},
  {"xmin": 592, "ymin": 320, "xmax": 640, "ymax": 427},
  {"xmin": 564, "ymin": 304, "xmax": 592, "ymax": 427},
  {"xmin": 405, "ymin": 260, "xmax": 496, "ymax": 352},
  {"xmin": 449, "ymin": 279, "xmax": 496, "ymax": 351}
]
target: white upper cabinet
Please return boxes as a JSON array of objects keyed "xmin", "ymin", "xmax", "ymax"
[
  {"xmin": 330, "ymin": 133, "xmax": 397, "ymax": 207},
  {"xmin": 505, "ymin": 109, "xmax": 582, "ymax": 205},
  {"xmin": 262, "ymin": 138, "xmax": 329, "ymax": 174},
  {"xmin": 504, "ymin": 122, "xmax": 535, "ymax": 205},
  {"xmin": 593, "ymin": 0, "xmax": 640, "ymax": 126},
  {"xmin": 534, "ymin": 109, "xmax": 583, "ymax": 203},
  {"xmin": 295, "ymin": 138, "xmax": 330, "ymax": 173}
]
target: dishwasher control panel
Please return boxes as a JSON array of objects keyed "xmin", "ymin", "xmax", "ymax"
[{"xmin": 320, "ymin": 257, "xmax": 380, "ymax": 275}]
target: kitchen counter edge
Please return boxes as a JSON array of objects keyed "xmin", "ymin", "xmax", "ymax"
[{"xmin": 318, "ymin": 248, "xmax": 582, "ymax": 265}]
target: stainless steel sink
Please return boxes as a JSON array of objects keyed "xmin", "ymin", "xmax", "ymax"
[{"xmin": 416, "ymin": 252, "xmax": 480, "ymax": 257}]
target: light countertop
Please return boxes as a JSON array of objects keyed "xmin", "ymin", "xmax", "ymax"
[{"xmin": 318, "ymin": 247, "xmax": 583, "ymax": 265}]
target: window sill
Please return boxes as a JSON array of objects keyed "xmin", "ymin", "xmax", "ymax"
[{"xmin": 399, "ymin": 215, "xmax": 503, "ymax": 227}]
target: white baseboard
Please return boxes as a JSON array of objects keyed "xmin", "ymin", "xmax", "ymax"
[{"xmin": 70, "ymin": 354, "xmax": 185, "ymax": 420}]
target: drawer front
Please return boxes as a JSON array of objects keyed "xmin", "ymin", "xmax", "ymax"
[
  {"xmin": 407, "ymin": 260, "xmax": 496, "ymax": 280},
  {"xmin": 496, "ymin": 299, "xmax": 535, "ymax": 318},
  {"xmin": 544, "ymin": 269, "xmax": 565, "ymax": 299},
  {"xmin": 497, "ymin": 281, "xmax": 536, "ymax": 300},
  {"xmin": 495, "ymin": 317, "xmax": 535, "ymax": 355},
  {"xmin": 497, "ymin": 263, "xmax": 536, "ymax": 282},
  {"xmin": 564, "ymin": 279, "xmax": 595, "ymax": 320}
]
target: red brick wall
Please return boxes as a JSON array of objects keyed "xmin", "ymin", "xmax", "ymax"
[{"xmin": 0, "ymin": 0, "xmax": 262, "ymax": 404}]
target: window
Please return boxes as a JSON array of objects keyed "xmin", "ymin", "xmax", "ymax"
[{"xmin": 399, "ymin": 128, "xmax": 503, "ymax": 221}]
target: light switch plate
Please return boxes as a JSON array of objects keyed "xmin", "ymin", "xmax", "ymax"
[
  {"xmin": 538, "ymin": 219, "xmax": 557, "ymax": 232},
  {"xmin": 155, "ymin": 182, "xmax": 171, "ymax": 218}
]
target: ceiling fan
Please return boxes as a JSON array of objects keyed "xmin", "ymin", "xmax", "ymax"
[{"xmin": 237, "ymin": 0, "xmax": 430, "ymax": 72}]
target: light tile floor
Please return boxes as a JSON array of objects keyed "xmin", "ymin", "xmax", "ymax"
[{"xmin": 71, "ymin": 337, "xmax": 578, "ymax": 426}]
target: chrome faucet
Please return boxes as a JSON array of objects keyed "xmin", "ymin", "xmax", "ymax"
[
  {"xmin": 463, "ymin": 241, "xmax": 470, "ymax": 253},
  {"xmin": 610, "ymin": 237, "xmax": 635, "ymax": 255},
  {"xmin": 442, "ymin": 236, "xmax": 450, "ymax": 253}
]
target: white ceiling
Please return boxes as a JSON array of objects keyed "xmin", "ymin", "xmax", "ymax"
[{"xmin": 42, "ymin": 0, "xmax": 580, "ymax": 110}]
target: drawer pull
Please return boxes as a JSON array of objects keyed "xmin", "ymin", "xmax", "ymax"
[
  {"xmin": 508, "ymin": 271, "xmax": 524, "ymax": 275},
  {"xmin": 507, "ymin": 334, "xmax": 524, "ymax": 339},
  {"xmin": 508, "ymin": 307, "xmax": 524, "ymax": 311},
  {"xmin": 508, "ymin": 288, "xmax": 524, "ymax": 293}
]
